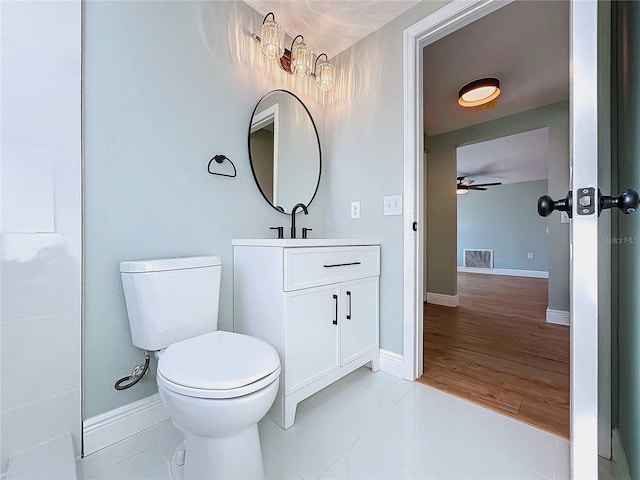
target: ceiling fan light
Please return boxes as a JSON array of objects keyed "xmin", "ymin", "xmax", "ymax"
[
  {"xmin": 456, "ymin": 187, "xmax": 469, "ymax": 195},
  {"xmin": 458, "ymin": 78, "xmax": 501, "ymax": 108}
]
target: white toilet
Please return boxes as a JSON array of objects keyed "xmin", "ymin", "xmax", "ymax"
[{"xmin": 120, "ymin": 256, "xmax": 281, "ymax": 480}]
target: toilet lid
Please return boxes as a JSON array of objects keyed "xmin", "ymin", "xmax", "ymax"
[{"xmin": 157, "ymin": 331, "xmax": 280, "ymax": 390}]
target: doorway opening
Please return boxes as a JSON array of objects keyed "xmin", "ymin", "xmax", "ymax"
[{"xmin": 418, "ymin": 1, "xmax": 570, "ymax": 438}]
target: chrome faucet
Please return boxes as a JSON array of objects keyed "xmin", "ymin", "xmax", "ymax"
[{"xmin": 290, "ymin": 203, "xmax": 308, "ymax": 239}]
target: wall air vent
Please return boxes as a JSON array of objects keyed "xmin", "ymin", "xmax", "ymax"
[{"xmin": 463, "ymin": 249, "xmax": 494, "ymax": 269}]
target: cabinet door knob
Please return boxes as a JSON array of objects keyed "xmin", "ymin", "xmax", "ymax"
[
  {"xmin": 332, "ymin": 294, "xmax": 338, "ymax": 325},
  {"xmin": 346, "ymin": 291, "xmax": 352, "ymax": 320}
]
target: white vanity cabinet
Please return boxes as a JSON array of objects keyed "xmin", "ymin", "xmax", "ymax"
[{"xmin": 233, "ymin": 239, "xmax": 380, "ymax": 429}]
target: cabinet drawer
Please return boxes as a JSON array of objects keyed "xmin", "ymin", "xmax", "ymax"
[{"xmin": 284, "ymin": 246, "xmax": 379, "ymax": 291}]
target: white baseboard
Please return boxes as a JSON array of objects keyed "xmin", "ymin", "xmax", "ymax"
[
  {"xmin": 546, "ymin": 308, "xmax": 570, "ymax": 326},
  {"xmin": 457, "ymin": 266, "xmax": 549, "ymax": 279},
  {"xmin": 426, "ymin": 292, "xmax": 459, "ymax": 307},
  {"xmin": 83, "ymin": 394, "xmax": 169, "ymax": 455},
  {"xmin": 379, "ymin": 349, "xmax": 405, "ymax": 378},
  {"xmin": 612, "ymin": 427, "xmax": 632, "ymax": 480}
]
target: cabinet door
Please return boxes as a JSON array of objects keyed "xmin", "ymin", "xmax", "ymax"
[
  {"xmin": 285, "ymin": 284, "xmax": 340, "ymax": 395},
  {"xmin": 340, "ymin": 277, "xmax": 379, "ymax": 365}
]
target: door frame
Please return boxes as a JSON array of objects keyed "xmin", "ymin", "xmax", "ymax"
[{"xmin": 401, "ymin": 0, "xmax": 511, "ymax": 380}]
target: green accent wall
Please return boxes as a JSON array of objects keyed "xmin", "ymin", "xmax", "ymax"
[
  {"xmin": 457, "ymin": 180, "xmax": 549, "ymax": 272},
  {"xmin": 82, "ymin": 1, "xmax": 329, "ymax": 417}
]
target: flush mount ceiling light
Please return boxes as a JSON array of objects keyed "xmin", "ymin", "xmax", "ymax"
[
  {"xmin": 251, "ymin": 13, "xmax": 336, "ymax": 91},
  {"xmin": 458, "ymin": 78, "xmax": 501, "ymax": 108}
]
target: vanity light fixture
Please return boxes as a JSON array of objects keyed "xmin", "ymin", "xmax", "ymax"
[
  {"xmin": 251, "ymin": 13, "xmax": 336, "ymax": 91},
  {"xmin": 314, "ymin": 53, "xmax": 336, "ymax": 91},
  {"xmin": 290, "ymin": 35, "xmax": 314, "ymax": 76},
  {"xmin": 259, "ymin": 12, "xmax": 285, "ymax": 59},
  {"xmin": 458, "ymin": 78, "xmax": 501, "ymax": 108}
]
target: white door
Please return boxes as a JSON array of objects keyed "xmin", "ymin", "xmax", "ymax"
[{"xmin": 570, "ymin": 1, "xmax": 607, "ymax": 477}]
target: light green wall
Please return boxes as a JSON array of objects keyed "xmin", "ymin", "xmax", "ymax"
[
  {"xmin": 82, "ymin": 0, "xmax": 451, "ymax": 418},
  {"xmin": 614, "ymin": 1, "xmax": 640, "ymax": 476},
  {"xmin": 426, "ymin": 102, "xmax": 570, "ymax": 312},
  {"xmin": 457, "ymin": 180, "xmax": 549, "ymax": 271},
  {"xmin": 322, "ymin": 0, "xmax": 448, "ymax": 354},
  {"xmin": 83, "ymin": 1, "xmax": 327, "ymax": 417}
]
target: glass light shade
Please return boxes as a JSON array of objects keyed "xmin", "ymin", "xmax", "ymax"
[
  {"xmin": 456, "ymin": 188, "xmax": 469, "ymax": 195},
  {"xmin": 260, "ymin": 20, "xmax": 285, "ymax": 59},
  {"xmin": 291, "ymin": 42, "xmax": 314, "ymax": 76},
  {"xmin": 458, "ymin": 78, "xmax": 501, "ymax": 107},
  {"xmin": 315, "ymin": 61, "xmax": 336, "ymax": 91}
]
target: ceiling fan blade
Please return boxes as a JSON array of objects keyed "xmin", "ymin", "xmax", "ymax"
[
  {"xmin": 472, "ymin": 182, "xmax": 503, "ymax": 187},
  {"xmin": 469, "ymin": 186, "xmax": 488, "ymax": 190}
]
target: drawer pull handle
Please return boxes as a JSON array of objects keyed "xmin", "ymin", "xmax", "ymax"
[
  {"xmin": 323, "ymin": 261, "xmax": 362, "ymax": 268},
  {"xmin": 346, "ymin": 291, "xmax": 352, "ymax": 320},
  {"xmin": 332, "ymin": 294, "xmax": 338, "ymax": 325}
]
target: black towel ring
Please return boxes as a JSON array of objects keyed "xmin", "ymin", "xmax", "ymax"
[{"xmin": 208, "ymin": 154, "xmax": 237, "ymax": 178}]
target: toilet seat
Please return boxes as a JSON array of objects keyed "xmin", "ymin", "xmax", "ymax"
[{"xmin": 157, "ymin": 330, "xmax": 281, "ymax": 399}]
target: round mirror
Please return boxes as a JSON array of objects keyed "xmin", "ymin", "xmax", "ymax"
[{"xmin": 248, "ymin": 90, "xmax": 321, "ymax": 214}]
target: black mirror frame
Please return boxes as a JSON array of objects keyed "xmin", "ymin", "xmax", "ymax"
[{"xmin": 247, "ymin": 89, "xmax": 322, "ymax": 215}]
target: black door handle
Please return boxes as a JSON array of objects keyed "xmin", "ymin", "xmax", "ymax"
[
  {"xmin": 538, "ymin": 189, "xmax": 639, "ymax": 218},
  {"xmin": 599, "ymin": 189, "xmax": 639, "ymax": 215},
  {"xmin": 538, "ymin": 191, "xmax": 573, "ymax": 218}
]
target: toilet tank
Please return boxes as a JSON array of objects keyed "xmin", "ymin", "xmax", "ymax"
[{"xmin": 120, "ymin": 256, "xmax": 222, "ymax": 351}]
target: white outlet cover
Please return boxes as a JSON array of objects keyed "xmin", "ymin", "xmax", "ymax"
[{"xmin": 351, "ymin": 201, "xmax": 361, "ymax": 219}]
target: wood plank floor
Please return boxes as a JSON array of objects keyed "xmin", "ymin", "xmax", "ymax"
[{"xmin": 419, "ymin": 273, "xmax": 570, "ymax": 438}]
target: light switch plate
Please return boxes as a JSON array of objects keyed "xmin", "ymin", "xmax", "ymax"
[
  {"xmin": 384, "ymin": 195, "xmax": 402, "ymax": 216},
  {"xmin": 351, "ymin": 201, "xmax": 360, "ymax": 219}
]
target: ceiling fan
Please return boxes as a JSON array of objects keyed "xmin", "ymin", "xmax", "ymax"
[{"xmin": 456, "ymin": 176, "xmax": 502, "ymax": 194}]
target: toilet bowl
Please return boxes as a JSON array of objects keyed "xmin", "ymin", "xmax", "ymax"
[
  {"xmin": 157, "ymin": 331, "xmax": 280, "ymax": 479},
  {"xmin": 119, "ymin": 256, "xmax": 281, "ymax": 479}
]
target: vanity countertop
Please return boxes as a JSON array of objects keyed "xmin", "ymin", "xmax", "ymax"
[{"xmin": 232, "ymin": 238, "xmax": 381, "ymax": 247}]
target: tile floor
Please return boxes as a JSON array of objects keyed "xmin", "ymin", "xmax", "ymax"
[{"xmin": 77, "ymin": 368, "xmax": 570, "ymax": 480}]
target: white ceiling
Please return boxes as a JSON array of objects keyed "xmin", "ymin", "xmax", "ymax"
[
  {"xmin": 456, "ymin": 128, "xmax": 549, "ymax": 187},
  {"xmin": 244, "ymin": 0, "xmax": 421, "ymax": 59},
  {"xmin": 423, "ymin": 0, "xmax": 569, "ymax": 136}
]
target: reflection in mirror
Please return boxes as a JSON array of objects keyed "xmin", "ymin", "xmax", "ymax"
[{"xmin": 249, "ymin": 90, "xmax": 321, "ymax": 214}]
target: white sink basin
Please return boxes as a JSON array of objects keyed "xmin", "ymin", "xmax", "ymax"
[{"xmin": 231, "ymin": 238, "xmax": 380, "ymax": 247}]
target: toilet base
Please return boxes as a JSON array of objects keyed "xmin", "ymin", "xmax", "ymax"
[
  {"xmin": 169, "ymin": 441, "xmax": 185, "ymax": 480},
  {"xmin": 169, "ymin": 425, "xmax": 265, "ymax": 480}
]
